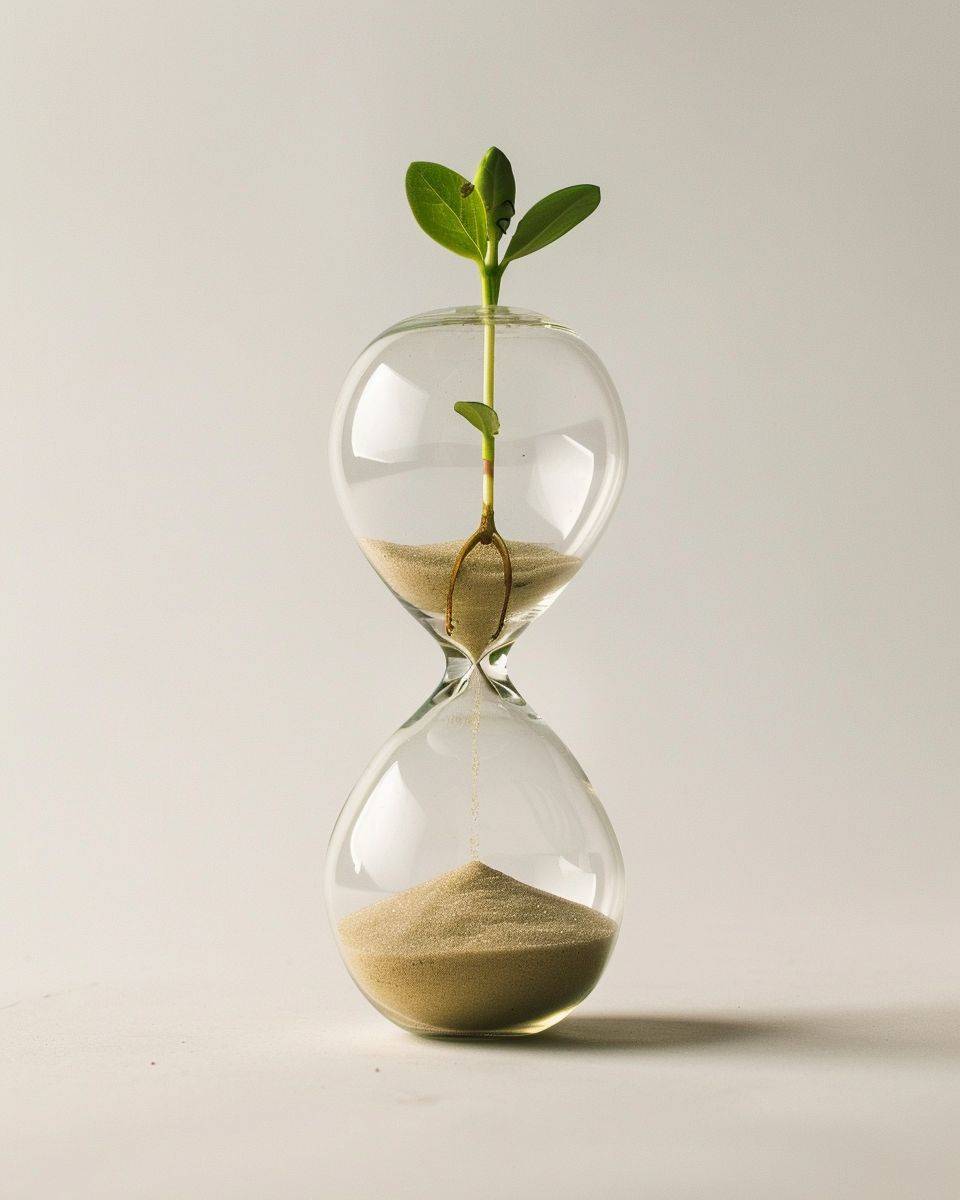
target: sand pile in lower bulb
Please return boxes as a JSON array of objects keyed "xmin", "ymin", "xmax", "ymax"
[
  {"xmin": 338, "ymin": 862, "xmax": 617, "ymax": 1034},
  {"xmin": 361, "ymin": 539, "xmax": 580, "ymax": 660}
]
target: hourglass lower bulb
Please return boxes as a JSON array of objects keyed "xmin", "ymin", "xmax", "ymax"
[{"xmin": 326, "ymin": 307, "xmax": 627, "ymax": 1036}]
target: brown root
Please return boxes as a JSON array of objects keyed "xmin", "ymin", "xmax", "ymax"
[{"xmin": 445, "ymin": 505, "xmax": 513, "ymax": 647}]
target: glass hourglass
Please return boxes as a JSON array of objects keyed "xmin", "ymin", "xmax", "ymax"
[{"xmin": 326, "ymin": 306, "xmax": 628, "ymax": 1037}]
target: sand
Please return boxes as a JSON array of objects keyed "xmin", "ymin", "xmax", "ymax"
[
  {"xmin": 361, "ymin": 538, "xmax": 581, "ymax": 660},
  {"xmin": 468, "ymin": 671, "xmax": 482, "ymax": 860},
  {"xmin": 338, "ymin": 862, "xmax": 617, "ymax": 1034}
]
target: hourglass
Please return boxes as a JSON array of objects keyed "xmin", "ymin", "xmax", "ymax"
[{"xmin": 326, "ymin": 305, "xmax": 628, "ymax": 1036}]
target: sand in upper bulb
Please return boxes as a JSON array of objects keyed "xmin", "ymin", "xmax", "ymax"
[
  {"xmin": 338, "ymin": 862, "xmax": 617, "ymax": 1035},
  {"xmin": 361, "ymin": 538, "xmax": 580, "ymax": 661}
]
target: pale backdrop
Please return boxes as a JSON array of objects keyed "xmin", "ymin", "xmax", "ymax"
[{"xmin": 2, "ymin": 3, "xmax": 959, "ymax": 1197}]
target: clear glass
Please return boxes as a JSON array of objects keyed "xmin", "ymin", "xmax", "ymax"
[{"xmin": 326, "ymin": 306, "xmax": 628, "ymax": 1037}]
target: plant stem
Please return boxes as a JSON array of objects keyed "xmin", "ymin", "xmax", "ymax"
[
  {"xmin": 479, "ymin": 244, "xmax": 500, "ymax": 511},
  {"xmin": 443, "ymin": 229, "xmax": 512, "ymax": 643}
]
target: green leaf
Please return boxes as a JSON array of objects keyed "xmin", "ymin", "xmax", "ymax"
[
  {"xmin": 405, "ymin": 162, "xmax": 488, "ymax": 262},
  {"xmin": 474, "ymin": 147, "xmax": 516, "ymax": 240},
  {"xmin": 454, "ymin": 401, "xmax": 500, "ymax": 437},
  {"xmin": 502, "ymin": 184, "xmax": 601, "ymax": 264}
]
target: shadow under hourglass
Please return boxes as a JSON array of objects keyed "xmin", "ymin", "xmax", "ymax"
[{"xmin": 493, "ymin": 1005, "xmax": 960, "ymax": 1058}]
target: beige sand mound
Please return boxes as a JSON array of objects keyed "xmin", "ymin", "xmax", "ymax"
[
  {"xmin": 338, "ymin": 862, "xmax": 617, "ymax": 1034},
  {"xmin": 361, "ymin": 538, "xmax": 580, "ymax": 660}
]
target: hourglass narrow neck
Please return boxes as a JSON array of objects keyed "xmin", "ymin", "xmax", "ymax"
[
  {"xmin": 395, "ymin": 646, "xmax": 527, "ymax": 737},
  {"xmin": 434, "ymin": 645, "xmax": 524, "ymax": 708}
]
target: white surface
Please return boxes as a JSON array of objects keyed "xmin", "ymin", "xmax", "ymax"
[
  {"xmin": 5, "ymin": 931, "xmax": 960, "ymax": 1199},
  {"xmin": 2, "ymin": 1, "xmax": 959, "ymax": 1195}
]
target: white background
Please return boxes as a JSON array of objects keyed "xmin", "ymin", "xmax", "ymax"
[{"xmin": 2, "ymin": 3, "xmax": 959, "ymax": 1196}]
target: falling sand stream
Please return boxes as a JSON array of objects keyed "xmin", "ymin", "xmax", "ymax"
[{"xmin": 469, "ymin": 668, "xmax": 481, "ymax": 860}]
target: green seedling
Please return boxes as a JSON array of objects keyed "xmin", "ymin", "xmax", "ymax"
[{"xmin": 405, "ymin": 148, "xmax": 600, "ymax": 644}]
